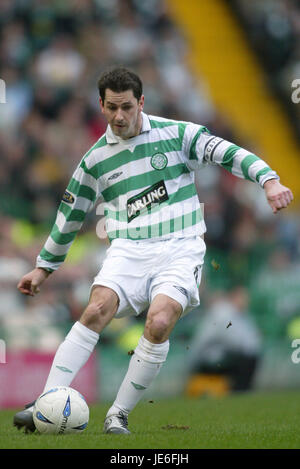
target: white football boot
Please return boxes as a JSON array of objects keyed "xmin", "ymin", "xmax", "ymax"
[{"xmin": 103, "ymin": 411, "xmax": 131, "ymax": 435}]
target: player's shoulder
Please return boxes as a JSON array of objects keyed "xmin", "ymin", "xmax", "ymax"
[
  {"xmin": 79, "ymin": 133, "xmax": 108, "ymax": 171},
  {"xmin": 85, "ymin": 133, "xmax": 108, "ymax": 157},
  {"xmin": 148, "ymin": 113, "xmax": 192, "ymax": 128},
  {"xmin": 148, "ymin": 114, "xmax": 209, "ymax": 136}
]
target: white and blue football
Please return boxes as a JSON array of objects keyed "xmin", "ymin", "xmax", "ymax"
[{"xmin": 33, "ymin": 386, "xmax": 89, "ymax": 434}]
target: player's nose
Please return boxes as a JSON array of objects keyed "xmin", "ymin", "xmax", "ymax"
[{"xmin": 115, "ymin": 108, "xmax": 124, "ymax": 122}]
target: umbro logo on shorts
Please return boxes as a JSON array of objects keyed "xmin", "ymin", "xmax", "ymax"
[
  {"xmin": 173, "ymin": 285, "xmax": 188, "ymax": 298},
  {"xmin": 127, "ymin": 180, "xmax": 169, "ymax": 222}
]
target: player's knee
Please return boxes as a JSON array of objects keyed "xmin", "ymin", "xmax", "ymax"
[
  {"xmin": 146, "ymin": 314, "xmax": 170, "ymax": 343},
  {"xmin": 80, "ymin": 300, "xmax": 114, "ymax": 330},
  {"xmin": 83, "ymin": 301, "xmax": 102, "ymax": 319}
]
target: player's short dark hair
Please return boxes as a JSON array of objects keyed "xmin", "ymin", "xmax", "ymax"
[{"xmin": 98, "ymin": 67, "xmax": 143, "ymax": 103}]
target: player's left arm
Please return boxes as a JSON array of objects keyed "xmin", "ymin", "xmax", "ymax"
[
  {"xmin": 188, "ymin": 128, "xmax": 294, "ymax": 213},
  {"xmin": 263, "ymin": 178, "xmax": 293, "ymax": 214}
]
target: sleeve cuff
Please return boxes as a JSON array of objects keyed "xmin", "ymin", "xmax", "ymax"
[
  {"xmin": 259, "ymin": 171, "xmax": 280, "ymax": 188},
  {"xmin": 36, "ymin": 256, "xmax": 61, "ymax": 272}
]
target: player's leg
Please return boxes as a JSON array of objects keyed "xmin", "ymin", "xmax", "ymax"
[
  {"xmin": 43, "ymin": 285, "xmax": 119, "ymax": 391},
  {"xmin": 104, "ymin": 294, "xmax": 182, "ymax": 434},
  {"xmin": 13, "ymin": 285, "xmax": 118, "ymax": 432},
  {"xmin": 143, "ymin": 293, "xmax": 182, "ymax": 343}
]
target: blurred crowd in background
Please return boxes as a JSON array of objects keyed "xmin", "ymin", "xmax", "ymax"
[
  {"xmin": 232, "ymin": 0, "xmax": 300, "ymax": 136},
  {"xmin": 0, "ymin": 0, "xmax": 300, "ymax": 382}
]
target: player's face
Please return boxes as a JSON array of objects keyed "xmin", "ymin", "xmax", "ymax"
[{"xmin": 100, "ymin": 89, "xmax": 144, "ymax": 139}]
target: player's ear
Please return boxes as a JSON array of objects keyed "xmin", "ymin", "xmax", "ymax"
[
  {"xmin": 139, "ymin": 95, "xmax": 145, "ymax": 111},
  {"xmin": 99, "ymin": 97, "xmax": 104, "ymax": 112}
]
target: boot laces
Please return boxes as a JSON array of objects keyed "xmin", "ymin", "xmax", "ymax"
[{"xmin": 117, "ymin": 411, "xmax": 128, "ymax": 428}]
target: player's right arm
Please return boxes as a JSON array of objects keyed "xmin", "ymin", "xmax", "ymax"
[
  {"xmin": 17, "ymin": 267, "xmax": 51, "ymax": 296},
  {"xmin": 18, "ymin": 157, "xmax": 100, "ymax": 296}
]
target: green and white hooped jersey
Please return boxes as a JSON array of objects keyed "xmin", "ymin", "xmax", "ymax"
[{"xmin": 36, "ymin": 112, "xmax": 278, "ymax": 272}]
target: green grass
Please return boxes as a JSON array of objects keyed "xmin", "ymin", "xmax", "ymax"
[{"xmin": 1, "ymin": 390, "xmax": 300, "ymax": 449}]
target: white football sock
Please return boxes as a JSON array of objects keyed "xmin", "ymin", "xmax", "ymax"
[
  {"xmin": 107, "ymin": 335, "xmax": 169, "ymax": 417},
  {"xmin": 43, "ymin": 321, "xmax": 99, "ymax": 392}
]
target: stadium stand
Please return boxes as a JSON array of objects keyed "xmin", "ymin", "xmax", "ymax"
[{"xmin": 230, "ymin": 0, "xmax": 300, "ymax": 137}]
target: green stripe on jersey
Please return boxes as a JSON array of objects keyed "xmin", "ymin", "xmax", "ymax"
[
  {"xmin": 102, "ymin": 163, "xmax": 190, "ymax": 202},
  {"xmin": 39, "ymin": 247, "xmax": 67, "ymax": 263},
  {"xmin": 240, "ymin": 154, "xmax": 260, "ymax": 181},
  {"xmin": 81, "ymin": 134, "xmax": 107, "ymax": 161},
  {"xmin": 67, "ymin": 178, "xmax": 97, "ymax": 202},
  {"xmin": 105, "ymin": 183, "xmax": 197, "ymax": 222},
  {"xmin": 189, "ymin": 127, "xmax": 209, "ymax": 160},
  {"xmin": 58, "ymin": 202, "xmax": 86, "ymax": 222},
  {"xmin": 106, "ymin": 207, "xmax": 203, "ymax": 241},
  {"xmin": 221, "ymin": 144, "xmax": 240, "ymax": 172},
  {"xmin": 51, "ymin": 224, "xmax": 77, "ymax": 245},
  {"xmin": 255, "ymin": 166, "xmax": 272, "ymax": 182},
  {"xmin": 149, "ymin": 118, "xmax": 181, "ymax": 129},
  {"xmin": 88, "ymin": 138, "xmax": 183, "ymax": 179}
]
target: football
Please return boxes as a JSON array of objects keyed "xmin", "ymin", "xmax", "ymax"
[{"xmin": 33, "ymin": 386, "xmax": 89, "ymax": 434}]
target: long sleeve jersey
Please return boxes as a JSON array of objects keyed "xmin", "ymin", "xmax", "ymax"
[{"xmin": 36, "ymin": 112, "xmax": 278, "ymax": 272}]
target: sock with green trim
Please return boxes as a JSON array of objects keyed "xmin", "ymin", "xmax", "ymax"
[
  {"xmin": 107, "ymin": 335, "xmax": 169, "ymax": 417},
  {"xmin": 43, "ymin": 321, "xmax": 99, "ymax": 392}
]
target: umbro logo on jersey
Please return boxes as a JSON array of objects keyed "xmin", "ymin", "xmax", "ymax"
[
  {"xmin": 127, "ymin": 180, "xmax": 169, "ymax": 223},
  {"xmin": 108, "ymin": 171, "xmax": 123, "ymax": 181}
]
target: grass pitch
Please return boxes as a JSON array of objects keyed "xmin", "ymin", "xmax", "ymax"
[{"xmin": 1, "ymin": 390, "xmax": 300, "ymax": 449}]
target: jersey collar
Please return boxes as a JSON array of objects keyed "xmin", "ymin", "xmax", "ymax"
[{"xmin": 105, "ymin": 112, "xmax": 151, "ymax": 144}]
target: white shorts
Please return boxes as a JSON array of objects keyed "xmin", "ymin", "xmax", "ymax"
[{"xmin": 92, "ymin": 236, "xmax": 206, "ymax": 319}]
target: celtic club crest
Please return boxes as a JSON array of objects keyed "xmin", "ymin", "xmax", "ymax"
[{"xmin": 151, "ymin": 153, "xmax": 168, "ymax": 170}]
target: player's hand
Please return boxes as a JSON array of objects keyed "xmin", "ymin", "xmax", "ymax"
[
  {"xmin": 264, "ymin": 179, "xmax": 294, "ymax": 214},
  {"xmin": 17, "ymin": 268, "xmax": 50, "ymax": 297}
]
